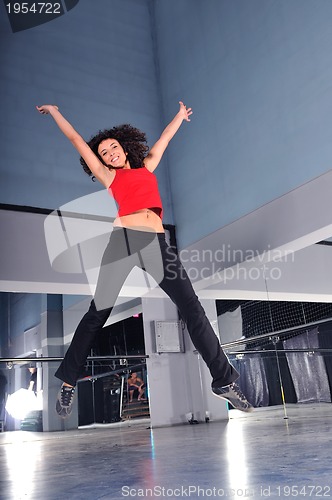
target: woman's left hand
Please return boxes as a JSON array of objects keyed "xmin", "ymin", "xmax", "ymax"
[
  {"xmin": 179, "ymin": 101, "xmax": 193, "ymax": 121},
  {"xmin": 36, "ymin": 104, "xmax": 59, "ymax": 115}
]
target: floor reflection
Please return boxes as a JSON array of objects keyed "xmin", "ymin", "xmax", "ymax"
[
  {"xmin": 1, "ymin": 406, "xmax": 332, "ymax": 500},
  {"xmin": 225, "ymin": 418, "xmax": 249, "ymax": 494},
  {"xmin": 5, "ymin": 434, "xmax": 42, "ymax": 499}
]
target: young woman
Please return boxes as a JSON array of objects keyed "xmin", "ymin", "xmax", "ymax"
[{"xmin": 36, "ymin": 102, "xmax": 253, "ymax": 417}]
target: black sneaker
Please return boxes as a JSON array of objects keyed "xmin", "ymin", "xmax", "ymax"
[
  {"xmin": 212, "ymin": 382, "xmax": 253, "ymax": 412},
  {"xmin": 56, "ymin": 385, "xmax": 76, "ymax": 418}
]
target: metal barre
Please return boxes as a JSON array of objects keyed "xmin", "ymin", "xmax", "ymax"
[
  {"xmin": 0, "ymin": 355, "xmax": 149, "ymax": 363},
  {"xmin": 221, "ymin": 316, "xmax": 332, "ymax": 350},
  {"xmin": 227, "ymin": 348, "xmax": 332, "ymax": 355}
]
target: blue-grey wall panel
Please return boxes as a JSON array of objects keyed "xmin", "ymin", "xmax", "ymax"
[
  {"xmin": 0, "ymin": 0, "xmax": 173, "ymax": 223},
  {"xmin": 154, "ymin": 0, "xmax": 332, "ymax": 247},
  {"xmin": 6, "ymin": 293, "xmax": 42, "ymax": 340}
]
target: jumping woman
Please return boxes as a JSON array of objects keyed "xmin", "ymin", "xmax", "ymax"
[{"xmin": 36, "ymin": 102, "xmax": 253, "ymax": 417}]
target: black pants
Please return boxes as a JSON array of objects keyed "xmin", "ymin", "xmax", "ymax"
[{"xmin": 55, "ymin": 227, "xmax": 239, "ymax": 388}]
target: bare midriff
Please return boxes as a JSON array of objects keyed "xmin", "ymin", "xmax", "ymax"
[{"xmin": 113, "ymin": 207, "xmax": 164, "ymax": 233}]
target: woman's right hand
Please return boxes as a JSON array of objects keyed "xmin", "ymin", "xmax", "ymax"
[
  {"xmin": 36, "ymin": 104, "xmax": 59, "ymax": 115},
  {"xmin": 35, "ymin": 103, "xmax": 115, "ymax": 188}
]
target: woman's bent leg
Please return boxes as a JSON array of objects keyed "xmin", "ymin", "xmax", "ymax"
[
  {"xmin": 131, "ymin": 231, "xmax": 253, "ymax": 410},
  {"xmin": 151, "ymin": 237, "xmax": 239, "ymax": 388},
  {"xmin": 54, "ymin": 300, "xmax": 112, "ymax": 386},
  {"xmin": 146, "ymin": 236, "xmax": 253, "ymax": 411},
  {"xmin": 55, "ymin": 228, "xmax": 141, "ymax": 387}
]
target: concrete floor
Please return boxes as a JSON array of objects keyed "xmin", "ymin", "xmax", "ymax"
[{"xmin": 1, "ymin": 404, "xmax": 332, "ymax": 500}]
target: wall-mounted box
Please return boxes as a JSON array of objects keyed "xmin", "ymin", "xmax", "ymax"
[{"xmin": 154, "ymin": 321, "xmax": 184, "ymax": 353}]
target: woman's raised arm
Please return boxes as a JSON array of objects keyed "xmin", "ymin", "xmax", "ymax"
[
  {"xmin": 36, "ymin": 105, "xmax": 115, "ymax": 187},
  {"xmin": 144, "ymin": 101, "xmax": 193, "ymax": 173}
]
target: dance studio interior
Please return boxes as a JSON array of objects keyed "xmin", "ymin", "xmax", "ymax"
[{"xmin": 1, "ymin": 1, "xmax": 332, "ymax": 498}]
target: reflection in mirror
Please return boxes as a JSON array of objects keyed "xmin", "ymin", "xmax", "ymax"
[
  {"xmin": 217, "ymin": 297, "xmax": 332, "ymax": 414},
  {"xmin": 0, "ymin": 292, "xmax": 150, "ymax": 431}
]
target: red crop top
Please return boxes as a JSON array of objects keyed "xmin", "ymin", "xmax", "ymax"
[{"xmin": 108, "ymin": 166, "xmax": 163, "ymax": 220}]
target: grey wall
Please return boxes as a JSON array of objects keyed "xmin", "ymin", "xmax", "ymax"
[
  {"xmin": 0, "ymin": 0, "xmax": 173, "ymax": 223},
  {"xmin": 0, "ymin": 293, "xmax": 42, "ymax": 358},
  {"xmin": 3, "ymin": 0, "xmax": 332, "ymax": 245},
  {"xmin": 0, "ymin": 294, "xmax": 8, "ymax": 357},
  {"xmin": 154, "ymin": 0, "xmax": 332, "ymax": 248}
]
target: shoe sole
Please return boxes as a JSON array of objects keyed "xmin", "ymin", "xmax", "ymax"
[
  {"xmin": 212, "ymin": 391, "xmax": 254, "ymax": 413},
  {"xmin": 56, "ymin": 396, "xmax": 73, "ymax": 419}
]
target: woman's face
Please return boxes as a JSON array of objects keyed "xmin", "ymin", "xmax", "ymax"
[{"xmin": 97, "ymin": 138, "xmax": 128, "ymax": 168}]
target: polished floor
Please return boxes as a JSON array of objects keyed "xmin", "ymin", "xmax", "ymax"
[{"xmin": 1, "ymin": 404, "xmax": 332, "ymax": 499}]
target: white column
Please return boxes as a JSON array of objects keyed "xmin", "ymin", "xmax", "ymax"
[
  {"xmin": 195, "ymin": 299, "xmax": 230, "ymax": 422},
  {"xmin": 41, "ymin": 296, "xmax": 78, "ymax": 431},
  {"xmin": 142, "ymin": 296, "xmax": 229, "ymax": 427}
]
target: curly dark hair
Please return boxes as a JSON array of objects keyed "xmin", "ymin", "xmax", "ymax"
[{"xmin": 80, "ymin": 124, "xmax": 149, "ymax": 179}]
